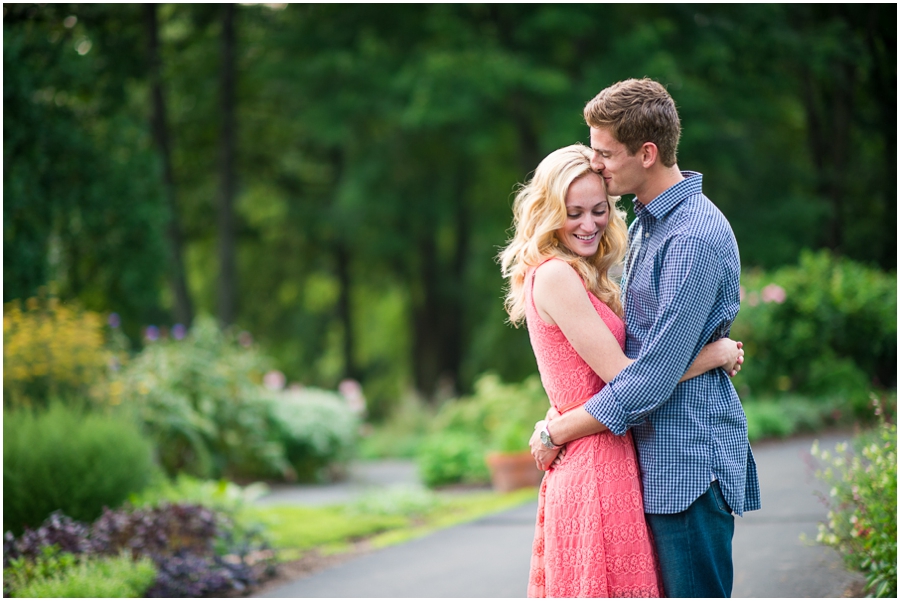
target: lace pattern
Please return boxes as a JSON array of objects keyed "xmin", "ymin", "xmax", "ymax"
[{"xmin": 525, "ymin": 260, "xmax": 662, "ymax": 598}]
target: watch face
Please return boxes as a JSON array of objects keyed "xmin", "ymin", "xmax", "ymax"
[{"xmin": 540, "ymin": 429, "xmax": 553, "ymax": 448}]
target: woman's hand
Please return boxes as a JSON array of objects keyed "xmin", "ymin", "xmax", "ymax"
[
  {"xmin": 714, "ymin": 337, "xmax": 744, "ymax": 377},
  {"xmin": 530, "ymin": 420, "xmax": 562, "ymax": 471},
  {"xmin": 682, "ymin": 337, "xmax": 744, "ymax": 382}
]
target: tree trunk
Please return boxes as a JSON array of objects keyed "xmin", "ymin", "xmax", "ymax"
[
  {"xmin": 325, "ymin": 148, "xmax": 358, "ymax": 381},
  {"xmin": 410, "ymin": 169, "xmax": 470, "ymax": 402},
  {"xmin": 335, "ymin": 241, "xmax": 358, "ymax": 380},
  {"xmin": 216, "ymin": 3, "xmax": 237, "ymax": 326},
  {"xmin": 145, "ymin": 3, "xmax": 193, "ymax": 327},
  {"xmin": 411, "ymin": 232, "xmax": 443, "ymax": 401}
]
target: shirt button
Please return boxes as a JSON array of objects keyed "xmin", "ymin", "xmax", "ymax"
[{"xmin": 644, "ymin": 232, "xmax": 650, "ymax": 239}]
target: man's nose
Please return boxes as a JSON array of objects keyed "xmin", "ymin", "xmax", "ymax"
[{"xmin": 590, "ymin": 152, "xmax": 603, "ymax": 172}]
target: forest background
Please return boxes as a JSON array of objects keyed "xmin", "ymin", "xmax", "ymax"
[{"xmin": 4, "ymin": 3, "xmax": 897, "ymax": 418}]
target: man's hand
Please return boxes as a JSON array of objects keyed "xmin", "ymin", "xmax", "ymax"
[{"xmin": 530, "ymin": 421, "xmax": 562, "ymax": 471}]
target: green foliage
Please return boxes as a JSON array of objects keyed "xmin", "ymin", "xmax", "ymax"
[
  {"xmin": 813, "ymin": 404, "xmax": 897, "ymax": 597},
  {"xmin": 416, "ymin": 373, "xmax": 548, "ymax": 487},
  {"xmin": 357, "ymin": 395, "xmax": 431, "ymax": 460},
  {"xmin": 3, "ymin": 545, "xmax": 78, "ymax": 597},
  {"xmin": 9, "ymin": 552, "xmax": 156, "ymax": 599},
  {"xmin": 743, "ymin": 396, "xmax": 846, "ymax": 441},
  {"xmin": 129, "ymin": 473, "xmax": 270, "ymax": 514},
  {"xmin": 434, "ymin": 373, "xmax": 549, "ymax": 452},
  {"xmin": 265, "ymin": 387, "xmax": 360, "ymax": 482},
  {"xmin": 3, "ymin": 404, "xmax": 154, "ymax": 536},
  {"xmin": 4, "ymin": 4, "xmax": 895, "ymax": 411},
  {"xmin": 731, "ymin": 250, "xmax": 897, "ymax": 407},
  {"xmin": 417, "ymin": 432, "xmax": 492, "ymax": 488},
  {"xmin": 115, "ymin": 314, "xmax": 285, "ymax": 479},
  {"xmin": 345, "ymin": 485, "xmax": 441, "ymax": 518},
  {"xmin": 3, "ymin": 5, "xmax": 170, "ymax": 333}
]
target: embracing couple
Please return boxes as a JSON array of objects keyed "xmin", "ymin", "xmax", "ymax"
[{"xmin": 499, "ymin": 78, "xmax": 761, "ymax": 598}]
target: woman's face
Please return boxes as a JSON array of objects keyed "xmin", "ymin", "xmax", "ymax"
[{"xmin": 558, "ymin": 173, "xmax": 609, "ymax": 258}]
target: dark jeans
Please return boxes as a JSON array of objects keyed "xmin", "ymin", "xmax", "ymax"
[{"xmin": 645, "ymin": 481, "xmax": 735, "ymax": 598}]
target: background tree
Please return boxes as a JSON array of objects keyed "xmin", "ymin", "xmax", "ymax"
[{"xmin": 4, "ymin": 3, "xmax": 895, "ymax": 414}]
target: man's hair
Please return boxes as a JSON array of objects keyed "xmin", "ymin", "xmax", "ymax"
[{"xmin": 584, "ymin": 78, "xmax": 681, "ymax": 167}]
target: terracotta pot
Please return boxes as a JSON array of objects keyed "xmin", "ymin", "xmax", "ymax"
[{"xmin": 485, "ymin": 450, "xmax": 543, "ymax": 493}]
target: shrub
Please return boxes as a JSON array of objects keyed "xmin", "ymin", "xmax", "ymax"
[
  {"xmin": 3, "ymin": 294, "xmax": 121, "ymax": 409},
  {"xmin": 743, "ymin": 395, "xmax": 848, "ymax": 441},
  {"xmin": 416, "ymin": 373, "xmax": 549, "ymax": 487},
  {"xmin": 433, "ymin": 373, "xmax": 549, "ymax": 451},
  {"xmin": 812, "ymin": 399, "xmax": 897, "ymax": 597},
  {"xmin": 417, "ymin": 432, "xmax": 491, "ymax": 487},
  {"xmin": 731, "ymin": 250, "xmax": 896, "ymax": 409},
  {"xmin": 3, "ymin": 404, "xmax": 154, "ymax": 535},
  {"xmin": 3, "ymin": 544, "xmax": 78, "ymax": 596},
  {"xmin": 13, "ymin": 553, "xmax": 156, "ymax": 598},
  {"xmin": 115, "ymin": 314, "xmax": 286, "ymax": 480},
  {"xmin": 264, "ymin": 386, "xmax": 360, "ymax": 482},
  {"xmin": 3, "ymin": 501, "xmax": 274, "ymax": 599}
]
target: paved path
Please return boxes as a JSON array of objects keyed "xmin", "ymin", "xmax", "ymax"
[{"xmin": 255, "ymin": 432, "xmax": 866, "ymax": 598}]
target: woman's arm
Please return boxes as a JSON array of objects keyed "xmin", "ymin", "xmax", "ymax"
[
  {"xmin": 532, "ymin": 260, "xmax": 631, "ymax": 383},
  {"xmin": 535, "ymin": 261, "xmax": 744, "ymax": 382}
]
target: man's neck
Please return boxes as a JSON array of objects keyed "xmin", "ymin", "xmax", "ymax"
[{"xmin": 634, "ymin": 164, "xmax": 684, "ymax": 207}]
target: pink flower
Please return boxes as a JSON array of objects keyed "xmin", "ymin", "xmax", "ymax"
[
  {"xmin": 761, "ymin": 284, "xmax": 787, "ymax": 304},
  {"xmin": 263, "ymin": 370, "xmax": 286, "ymax": 391}
]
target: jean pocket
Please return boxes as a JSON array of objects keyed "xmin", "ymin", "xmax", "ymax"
[{"xmin": 710, "ymin": 480, "xmax": 733, "ymax": 515}]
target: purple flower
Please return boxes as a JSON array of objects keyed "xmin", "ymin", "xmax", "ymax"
[
  {"xmin": 172, "ymin": 323, "xmax": 187, "ymax": 340},
  {"xmin": 108, "ymin": 313, "xmax": 121, "ymax": 328},
  {"xmin": 145, "ymin": 325, "xmax": 160, "ymax": 342}
]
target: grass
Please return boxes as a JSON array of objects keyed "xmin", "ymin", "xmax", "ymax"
[{"xmin": 246, "ymin": 486, "xmax": 538, "ymax": 558}]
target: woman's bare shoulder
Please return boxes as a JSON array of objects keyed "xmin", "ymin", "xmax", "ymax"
[
  {"xmin": 533, "ymin": 258, "xmax": 586, "ymax": 303},
  {"xmin": 534, "ymin": 257, "xmax": 578, "ymax": 280}
]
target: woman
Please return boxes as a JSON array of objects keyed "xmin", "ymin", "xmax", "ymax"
[{"xmin": 498, "ymin": 144, "xmax": 743, "ymax": 598}]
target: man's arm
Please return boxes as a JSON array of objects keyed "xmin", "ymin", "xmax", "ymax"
[
  {"xmin": 584, "ymin": 235, "xmax": 722, "ymax": 435},
  {"xmin": 529, "ymin": 407, "xmax": 604, "ymax": 467}
]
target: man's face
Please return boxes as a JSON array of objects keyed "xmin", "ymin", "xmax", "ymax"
[{"xmin": 589, "ymin": 127, "xmax": 644, "ymax": 198}]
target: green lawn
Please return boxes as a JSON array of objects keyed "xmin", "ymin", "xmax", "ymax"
[{"xmin": 246, "ymin": 486, "xmax": 538, "ymax": 558}]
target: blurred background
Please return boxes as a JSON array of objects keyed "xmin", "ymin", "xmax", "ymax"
[{"xmin": 3, "ymin": 4, "xmax": 896, "ymax": 597}]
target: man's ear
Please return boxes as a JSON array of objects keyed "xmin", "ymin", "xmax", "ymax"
[{"xmin": 640, "ymin": 142, "xmax": 659, "ymax": 168}]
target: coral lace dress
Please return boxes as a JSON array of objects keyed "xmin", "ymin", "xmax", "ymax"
[{"xmin": 525, "ymin": 259, "xmax": 662, "ymax": 598}]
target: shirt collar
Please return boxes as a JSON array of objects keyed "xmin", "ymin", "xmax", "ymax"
[{"xmin": 632, "ymin": 171, "xmax": 703, "ymax": 220}]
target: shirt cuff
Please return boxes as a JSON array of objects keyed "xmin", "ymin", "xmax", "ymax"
[{"xmin": 584, "ymin": 384, "xmax": 628, "ymax": 436}]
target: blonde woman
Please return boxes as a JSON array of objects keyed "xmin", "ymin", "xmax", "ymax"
[{"xmin": 499, "ymin": 144, "xmax": 742, "ymax": 598}]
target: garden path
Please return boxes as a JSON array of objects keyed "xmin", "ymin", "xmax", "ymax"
[{"xmin": 253, "ymin": 431, "xmax": 866, "ymax": 598}]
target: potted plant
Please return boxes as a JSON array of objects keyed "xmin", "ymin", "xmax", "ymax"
[{"xmin": 485, "ymin": 420, "xmax": 543, "ymax": 493}]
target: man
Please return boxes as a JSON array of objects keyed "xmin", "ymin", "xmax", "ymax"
[{"xmin": 530, "ymin": 78, "xmax": 760, "ymax": 597}]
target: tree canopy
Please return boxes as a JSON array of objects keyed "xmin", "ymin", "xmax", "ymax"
[{"xmin": 4, "ymin": 4, "xmax": 895, "ymax": 413}]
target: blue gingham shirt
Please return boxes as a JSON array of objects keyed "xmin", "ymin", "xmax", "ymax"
[{"xmin": 585, "ymin": 171, "xmax": 761, "ymax": 516}]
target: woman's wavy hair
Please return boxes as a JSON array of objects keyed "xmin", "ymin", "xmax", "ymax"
[{"xmin": 498, "ymin": 144, "xmax": 628, "ymax": 326}]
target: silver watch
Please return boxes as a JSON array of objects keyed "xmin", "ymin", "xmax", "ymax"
[{"xmin": 540, "ymin": 423, "xmax": 560, "ymax": 450}]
